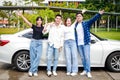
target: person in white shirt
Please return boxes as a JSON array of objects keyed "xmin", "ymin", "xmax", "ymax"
[
  {"xmin": 43, "ymin": 14, "xmax": 64, "ymax": 77},
  {"xmin": 64, "ymin": 18, "xmax": 78, "ymax": 76}
]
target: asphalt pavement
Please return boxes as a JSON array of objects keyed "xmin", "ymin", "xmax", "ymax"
[{"xmin": 0, "ymin": 62, "xmax": 120, "ymax": 80}]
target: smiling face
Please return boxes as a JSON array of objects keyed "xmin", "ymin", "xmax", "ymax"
[
  {"xmin": 65, "ymin": 18, "xmax": 72, "ymax": 27},
  {"xmin": 36, "ymin": 17, "xmax": 43, "ymax": 27},
  {"xmin": 76, "ymin": 13, "xmax": 83, "ymax": 23},
  {"xmin": 55, "ymin": 14, "xmax": 62, "ymax": 25}
]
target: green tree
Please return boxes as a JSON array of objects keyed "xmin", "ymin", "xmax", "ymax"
[
  {"xmin": 3, "ymin": 1, "xmax": 14, "ymax": 27},
  {"xmin": 18, "ymin": 9, "xmax": 55, "ymax": 28},
  {"xmin": 0, "ymin": 10, "xmax": 8, "ymax": 18},
  {"xmin": 0, "ymin": 10, "xmax": 8, "ymax": 27},
  {"xmin": 37, "ymin": 8, "xmax": 55, "ymax": 23}
]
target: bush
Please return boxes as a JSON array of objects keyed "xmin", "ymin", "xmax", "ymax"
[{"xmin": 0, "ymin": 28, "xmax": 24, "ymax": 34}]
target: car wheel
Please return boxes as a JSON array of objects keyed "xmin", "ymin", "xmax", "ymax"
[
  {"xmin": 14, "ymin": 51, "xmax": 30, "ymax": 72},
  {"xmin": 106, "ymin": 52, "xmax": 120, "ymax": 72}
]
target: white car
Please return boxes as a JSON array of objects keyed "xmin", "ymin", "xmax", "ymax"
[{"xmin": 0, "ymin": 28, "xmax": 120, "ymax": 72}]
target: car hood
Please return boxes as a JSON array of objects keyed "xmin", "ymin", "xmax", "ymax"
[{"xmin": 107, "ymin": 39, "xmax": 120, "ymax": 46}]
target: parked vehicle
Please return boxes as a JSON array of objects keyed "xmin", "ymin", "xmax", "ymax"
[{"xmin": 0, "ymin": 28, "xmax": 120, "ymax": 72}]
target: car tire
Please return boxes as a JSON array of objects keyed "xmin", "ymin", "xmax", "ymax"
[
  {"xmin": 106, "ymin": 52, "xmax": 120, "ymax": 72},
  {"xmin": 14, "ymin": 51, "xmax": 30, "ymax": 72}
]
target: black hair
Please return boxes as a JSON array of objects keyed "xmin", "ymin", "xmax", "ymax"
[
  {"xmin": 36, "ymin": 16, "xmax": 43, "ymax": 26},
  {"xmin": 55, "ymin": 14, "xmax": 62, "ymax": 18},
  {"xmin": 76, "ymin": 12, "xmax": 83, "ymax": 17},
  {"xmin": 36, "ymin": 16, "xmax": 43, "ymax": 21}
]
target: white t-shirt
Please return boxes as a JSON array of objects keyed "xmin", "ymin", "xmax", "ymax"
[
  {"xmin": 64, "ymin": 25, "xmax": 75, "ymax": 41},
  {"xmin": 76, "ymin": 22, "xmax": 84, "ymax": 45}
]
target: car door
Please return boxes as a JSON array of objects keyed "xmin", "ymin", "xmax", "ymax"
[{"xmin": 90, "ymin": 34, "xmax": 103, "ymax": 67}]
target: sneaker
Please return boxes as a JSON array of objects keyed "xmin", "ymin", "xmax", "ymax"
[
  {"xmin": 33, "ymin": 73, "xmax": 38, "ymax": 76},
  {"xmin": 28, "ymin": 72, "xmax": 32, "ymax": 77},
  {"xmin": 47, "ymin": 71, "xmax": 52, "ymax": 77},
  {"xmin": 66, "ymin": 72, "xmax": 71, "ymax": 76},
  {"xmin": 53, "ymin": 71, "xmax": 57, "ymax": 76},
  {"xmin": 71, "ymin": 73, "xmax": 77, "ymax": 76},
  {"xmin": 80, "ymin": 70, "xmax": 87, "ymax": 75},
  {"xmin": 87, "ymin": 72, "xmax": 92, "ymax": 78}
]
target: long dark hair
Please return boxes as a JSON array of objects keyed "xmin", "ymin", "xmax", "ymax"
[{"xmin": 36, "ymin": 16, "xmax": 43, "ymax": 27}]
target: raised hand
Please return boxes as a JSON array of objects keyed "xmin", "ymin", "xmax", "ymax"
[
  {"xmin": 16, "ymin": 11, "xmax": 23, "ymax": 17},
  {"xmin": 82, "ymin": 9, "xmax": 87, "ymax": 14},
  {"xmin": 99, "ymin": 10, "xmax": 104, "ymax": 15}
]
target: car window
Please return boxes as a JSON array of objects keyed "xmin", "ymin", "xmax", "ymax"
[
  {"xmin": 91, "ymin": 32, "xmax": 107, "ymax": 41},
  {"xmin": 22, "ymin": 31, "xmax": 33, "ymax": 39},
  {"xmin": 21, "ymin": 31, "xmax": 48, "ymax": 39}
]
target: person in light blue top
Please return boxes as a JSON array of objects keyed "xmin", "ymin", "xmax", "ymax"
[
  {"xmin": 74, "ymin": 10, "xmax": 104, "ymax": 78},
  {"xmin": 64, "ymin": 18, "xmax": 78, "ymax": 76}
]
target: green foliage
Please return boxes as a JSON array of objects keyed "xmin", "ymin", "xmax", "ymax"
[
  {"xmin": 61, "ymin": 2, "xmax": 68, "ymax": 8},
  {"xmin": 1, "ymin": 0, "xmax": 120, "ymax": 29},
  {"xmin": 62, "ymin": 13, "xmax": 76, "ymax": 23},
  {"xmin": 77, "ymin": 4, "xmax": 85, "ymax": 9},
  {"xmin": 0, "ymin": 10, "xmax": 8, "ymax": 18},
  {"xmin": 86, "ymin": 3, "xmax": 96, "ymax": 10},
  {"xmin": 37, "ymin": 8, "xmax": 55, "ymax": 23},
  {"xmin": 0, "ymin": 28, "xmax": 24, "ymax": 34},
  {"xmin": 18, "ymin": 9, "xmax": 55, "ymax": 28}
]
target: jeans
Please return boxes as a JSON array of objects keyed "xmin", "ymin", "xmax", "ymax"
[
  {"xmin": 47, "ymin": 44, "xmax": 59, "ymax": 72},
  {"xmin": 78, "ymin": 44, "xmax": 91, "ymax": 72},
  {"xmin": 29, "ymin": 39, "xmax": 42, "ymax": 73},
  {"xmin": 64, "ymin": 40, "xmax": 78, "ymax": 73}
]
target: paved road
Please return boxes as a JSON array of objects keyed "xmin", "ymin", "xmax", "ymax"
[{"xmin": 0, "ymin": 62, "xmax": 119, "ymax": 80}]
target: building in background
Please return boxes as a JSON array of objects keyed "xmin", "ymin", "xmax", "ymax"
[
  {"xmin": 41, "ymin": 0, "xmax": 85, "ymax": 7},
  {"xmin": 0, "ymin": 19, "xmax": 8, "ymax": 28}
]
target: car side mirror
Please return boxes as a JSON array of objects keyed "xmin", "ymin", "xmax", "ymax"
[{"xmin": 91, "ymin": 40, "xmax": 96, "ymax": 44}]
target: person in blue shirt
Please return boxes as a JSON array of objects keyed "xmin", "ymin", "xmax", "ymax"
[{"xmin": 74, "ymin": 10, "xmax": 104, "ymax": 78}]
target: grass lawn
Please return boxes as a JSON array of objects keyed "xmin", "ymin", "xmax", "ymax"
[
  {"xmin": 0, "ymin": 28, "xmax": 24, "ymax": 34},
  {"xmin": 92, "ymin": 31, "xmax": 120, "ymax": 40}
]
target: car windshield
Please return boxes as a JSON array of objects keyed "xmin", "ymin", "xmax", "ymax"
[{"xmin": 91, "ymin": 32, "xmax": 107, "ymax": 41}]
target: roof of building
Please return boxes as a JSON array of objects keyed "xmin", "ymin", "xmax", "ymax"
[
  {"xmin": 0, "ymin": 6, "xmax": 120, "ymax": 16},
  {"xmin": 41, "ymin": 0, "xmax": 85, "ymax": 4},
  {"xmin": 48, "ymin": 0, "xmax": 85, "ymax": 2}
]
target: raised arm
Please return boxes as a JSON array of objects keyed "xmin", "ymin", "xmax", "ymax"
[
  {"xmin": 87, "ymin": 10, "xmax": 104, "ymax": 26},
  {"xmin": 16, "ymin": 11, "xmax": 32, "ymax": 27},
  {"xmin": 42, "ymin": 22, "xmax": 54, "ymax": 34}
]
